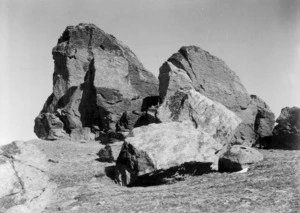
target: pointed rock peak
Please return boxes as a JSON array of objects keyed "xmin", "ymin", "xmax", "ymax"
[{"xmin": 177, "ymin": 45, "xmax": 227, "ymax": 64}]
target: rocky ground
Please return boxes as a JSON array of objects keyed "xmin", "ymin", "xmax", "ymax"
[{"xmin": 24, "ymin": 139, "xmax": 300, "ymax": 213}]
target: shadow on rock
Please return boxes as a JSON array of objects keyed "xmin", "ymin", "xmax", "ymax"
[
  {"xmin": 104, "ymin": 165, "xmax": 116, "ymax": 181},
  {"xmin": 134, "ymin": 113, "xmax": 161, "ymax": 128}
]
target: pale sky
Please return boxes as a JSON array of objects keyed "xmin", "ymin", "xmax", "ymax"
[{"xmin": 0, "ymin": 0, "xmax": 299, "ymax": 145}]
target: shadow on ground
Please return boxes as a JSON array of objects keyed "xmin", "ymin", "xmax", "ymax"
[{"xmin": 104, "ymin": 162, "xmax": 216, "ymax": 187}]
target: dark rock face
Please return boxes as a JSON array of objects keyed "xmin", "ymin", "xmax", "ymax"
[
  {"xmin": 34, "ymin": 23, "xmax": 158, "ymax": 140},
  {"xmin": 271, "ymin": 107, "xmax": 300, "ymax": 150},
  {"xmin": 251, "ymin": 95, "xmax": 275, "ymax": 147},
  {"xmin": 115, "ymin": 142, "xmax": 155, "ymax": 185},
  {"xmin": 97, "ymin": 145, "xmax": 114, "ymax": 162},
  {"xmin": 159, "ymin": 46, "xmax": 274, "ymax": 146}
]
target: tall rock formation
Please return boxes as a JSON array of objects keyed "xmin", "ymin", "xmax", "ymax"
[
  {"xmin": 34, "ymin": 23, "xmax": 158, "ymax": 140},
  {"xmin": 159, "ymin": 46, "xmax": 274, "ymax": 146}
]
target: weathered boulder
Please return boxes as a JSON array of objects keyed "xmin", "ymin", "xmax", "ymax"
[
  {"xmin": 115, "ymin": 121, "xmax": 223, "ymax": 186},
  {"xmin": 0, "ymin": 141, "xmax": 55, "ymax": 213},
  {"xmin": 34, "ymin": 23, "xmax": 158, "ymax": 141},
  {"xmin": 115, "ymin": 90, "xmax": 242, "ymax": 186},
  {"xmin": 157, "ymin": 89, "xmax": 242, "ymax": 145},
  {"xmin": 159, "ymin": 46, "xmax": 274, "ymax": 146},
  {"xmin": 271, "ymin": 107, "xmax": 300, "ymax": 150},
  {"xmin": 218, "ymin": 145, "xmax": 264, "ymax": 172},
  {"xmin": 97, "ymin": 145, "xmax": 114, "ymax": 162}
]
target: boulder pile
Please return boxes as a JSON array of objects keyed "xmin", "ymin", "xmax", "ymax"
[
  {"xmin": 1, "ymin": 23, "xmax": 299, "ymax": 212},
  {"xmin": 34, "ymin": 24, "xmax": 275, "ymax": 148},
  {"xmin": 31, "ymin": 23, "xmax": 300, "ymax": 188},
  {"xmin": 115, "ymin": 90, "xmax": 241, "ymax": 185}
]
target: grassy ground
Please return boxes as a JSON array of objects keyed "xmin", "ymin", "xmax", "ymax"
[{"xmin": 30, "ymin": 139, "xmax": 300, "ymax": 213}]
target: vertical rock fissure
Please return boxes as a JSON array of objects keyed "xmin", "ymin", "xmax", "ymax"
[
  {"xmin": 9, "ymin": 158, "xmax": 25, "ymax": 193},
  {"xmin": 78, "ymin": 27, "xmax": 104, "ymax": 131}
]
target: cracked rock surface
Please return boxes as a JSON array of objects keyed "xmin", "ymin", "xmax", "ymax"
[{"xmin": 0, "ymin": 141, "xmax": 56, "ymax": 213}]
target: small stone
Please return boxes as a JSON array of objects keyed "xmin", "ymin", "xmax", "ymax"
[
  {"xmin": 97, "ymin": 145, "xmax": 114, "ymax": 163},
  {"xmin": 96, "ymin": 201, "xmax": 106, "ymax": 206},
  {"xmin": 48, "ymin": 159, "xmax": 59, "ymax": 163}
]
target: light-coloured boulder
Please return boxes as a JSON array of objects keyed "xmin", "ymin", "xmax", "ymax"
[
  {"xmin": 157, "ymin": 89, "xmax": 242, "ymax": 145},
  {"xmin": 0, "ymin": 141, "xmax": 56, "ymax": 213},
  {"xmin": 115, "ymin": 121, "xmax": 223, "ymax": 186},
  {"xmin": 218, "ymin": 145, "xmax": 264, "ymax": 172}
]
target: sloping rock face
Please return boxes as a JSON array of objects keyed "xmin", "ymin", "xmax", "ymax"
[
  {"xmin": 34, "ymin": 23, "xmax": 158, "ymax": 141},
  {"xmin": 271, "ymin": 107, "xmax": 300, "ymax": 150},
  {"xmin": 157, "ymin": 89, "xmax": 242, "ymax": 145},
  {"xmin": 159, "ymin": 46, "xmax": 274, "ymax": 146},
  {"xmin": 0, "ymin": 141, "xmax": 55, "ymax": 213},
  {"xmin": 218, "ymin": 145, "xmax": 264, "ymax": 172},
  {"xmin": 115, "ymin": 90, "xmax": 242, "ymax": 186}
]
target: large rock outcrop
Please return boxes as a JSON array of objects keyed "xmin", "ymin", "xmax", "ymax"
[
  {"xmin": 159, "ymin": 46, "xmax": 275, "ymax": 146},
  {"xmin": 115, "ymin": 90, "xmax": 242, "ymax": 186},
  {"xmin": 34, "ymin": 23, "xmax": 158, "ymax": 141},
  {"xmin": 0, "ymin": 141, "xmax": 55, "ymax": 213},
  {"xmin": 270, "ymin": 107, "xmax": 300, "ymax": 150}
]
